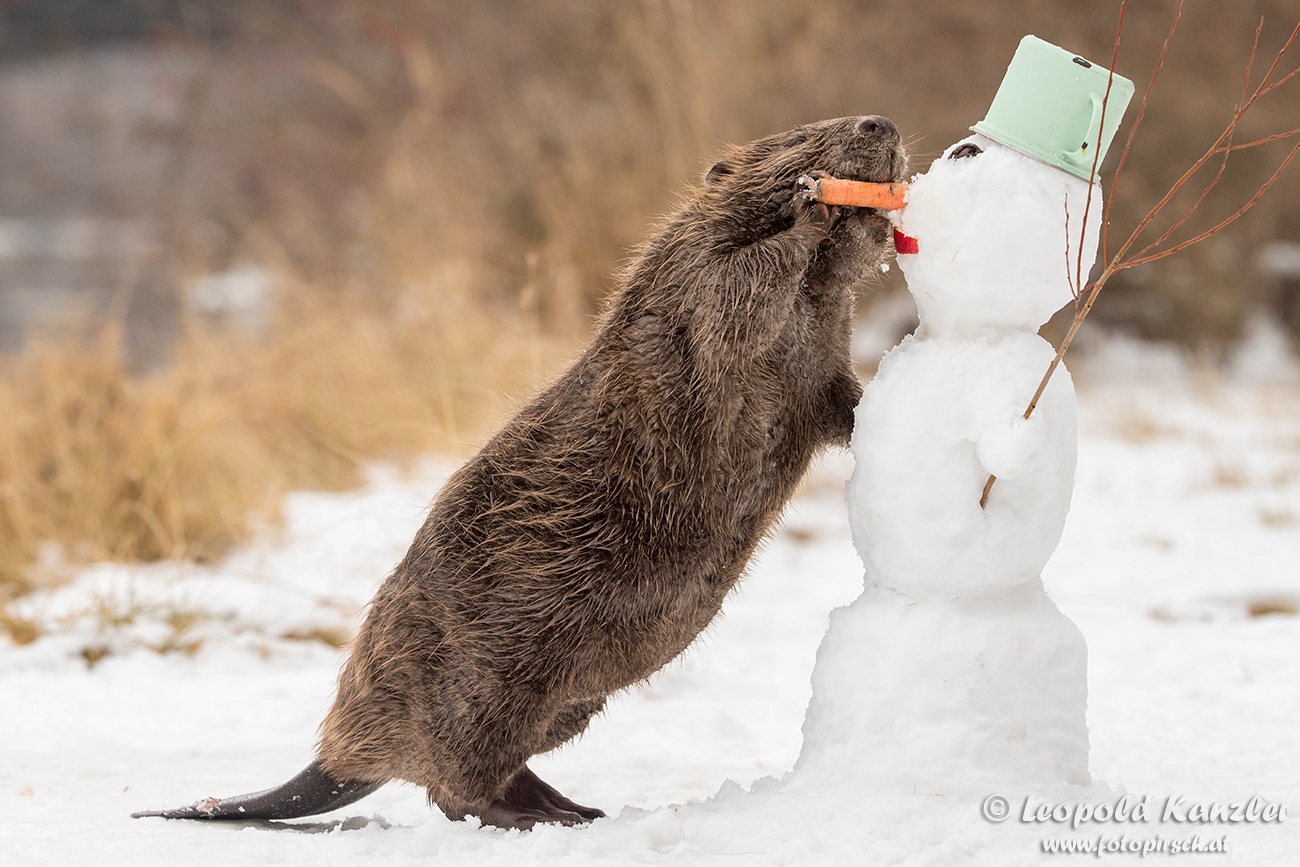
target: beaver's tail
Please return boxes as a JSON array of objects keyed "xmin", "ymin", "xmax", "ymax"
[{"xmin": 131, "ymin": 761, "xmax": 384, "ymax": 821}]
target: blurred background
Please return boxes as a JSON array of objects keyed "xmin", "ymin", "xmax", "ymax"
[{"xmin": 1, "ymin": 0, "xmax": 1298, "ymax": 634}]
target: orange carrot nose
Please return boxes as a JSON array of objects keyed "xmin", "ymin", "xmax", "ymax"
[{"xmin": 812, "ymin": 177, "xmax": 910, "ymax": 210}]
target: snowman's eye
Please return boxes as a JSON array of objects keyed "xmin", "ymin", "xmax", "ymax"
[{"xmin": 948, "ymin": 143, "xmax": 983, "ymax": 160}]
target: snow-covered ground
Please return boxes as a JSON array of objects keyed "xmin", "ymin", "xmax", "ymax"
[{"xmin": 3, "ymin": 342, "xmax": 1299, "ymax": 865}]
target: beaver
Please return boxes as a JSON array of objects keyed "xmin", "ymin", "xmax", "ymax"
[{"xmin": 133, "ymin": 115, "xmax": 907, "ymax": 830}]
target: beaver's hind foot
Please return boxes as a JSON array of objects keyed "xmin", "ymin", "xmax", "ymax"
[{"xmin": 444, "ymin": 765, "xmax": 604, "ymax": 830}]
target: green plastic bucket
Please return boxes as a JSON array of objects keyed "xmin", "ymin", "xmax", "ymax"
[{"xmin": 972, "ymin": 35, "xmax": 1135, "ymax": 182}]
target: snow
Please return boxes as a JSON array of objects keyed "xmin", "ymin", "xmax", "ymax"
[
  {"xmin": 3, "ymin": 141, "xmax": 1299, "ymax": 864},
  {"xmin": 3, "ymin": 370, "xmax": 1297, "ymax": 865},
  {"xmin": 886, "ymin": 134, "xmax": 1099, "ymax": 337}
]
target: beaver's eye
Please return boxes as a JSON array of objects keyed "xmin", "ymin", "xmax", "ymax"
[
  {"xmin": 704, "ymin": 160, "xmax": 734, "ymax": 185},
  {"xmin": 948, "ymin": 143, "xmax": 982, "ymax": 160}
]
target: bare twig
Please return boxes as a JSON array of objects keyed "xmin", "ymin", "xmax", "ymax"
[
  {"xmin": 1213, "ymin": 127, "xmax": 1300, "ymax": 151},
  {"xmin": 1103, "ymin": 0, "xmax": 1182, "ymax": 262},
  {"xmin": 1122, "ymin": 139, "xmax": 1300, "ymax": 268},
  {"xmin": 1075, "ymin": 0, "xmax": 1126, "ymax": 299}
]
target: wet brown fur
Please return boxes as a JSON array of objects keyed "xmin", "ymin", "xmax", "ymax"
[{"xmin": 317, "ymin": 116, "xmax": 907, "ymax": 827}]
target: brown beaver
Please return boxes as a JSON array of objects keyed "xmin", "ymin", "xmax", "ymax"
[{"xmin": 133, "ymin": 115, "xmax": 906, "ymax": 830}]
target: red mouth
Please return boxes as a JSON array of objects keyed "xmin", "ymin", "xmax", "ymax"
[{"xmin": 893, "ymin": 228, "xmax": 919, "ymax": 255}]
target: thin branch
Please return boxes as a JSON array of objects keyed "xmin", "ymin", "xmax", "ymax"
[
  {"xmin": 1108, "ymin": 120, "xmax": 1240, "ymax": 270},
  {"xmin": 1120, "ymin": 138, "xmax": 1300, "ymax": 268},
  {"xmin": 1258, "ymin": 62, "xmax": 1300, "ymax": 96},
  {"xmin": 1125, "ymin": 18, "xmax": 1277, "ymax": 259},
  {"xmin": 1248, "ymin": 19, "xmax": 1300, "ymax": 99},
  {"xmin": 1064, "ymin": 199, "xmax": 1078, "ymax": 305},
  {"xmin": 1104, "ymin": 0, "xmax": 1181, "ymax": 262},
  {"xmin": 1129, "ymin": 118, "xmax": 1236, "ymax": 261},
  {"xmin": 1214, "ymin": 127, "xmax": 1300, "ymax": 151},
  {"xmin": 1077, "ymin": 0, "xmax": 1126, "ymax": 295},
  {"xmin": 1113, "ymin": 15, "xmax": 1297, "ymax": 269},
  {"xmin": 1240, "ymin": 17, "xmax": 1265, "ymax": 114}
]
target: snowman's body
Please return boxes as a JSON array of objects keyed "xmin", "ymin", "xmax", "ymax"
[{"xmin": 795, "ymin": 135, "xmax": 1100, "ymax": 794}]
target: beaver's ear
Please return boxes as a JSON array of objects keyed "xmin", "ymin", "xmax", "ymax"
[{"xmin": 704, "ymin": 159, "xmax": 733, "ymax": 186}]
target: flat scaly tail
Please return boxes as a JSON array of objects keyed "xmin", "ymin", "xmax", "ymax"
[{"xmin": 132, "ymin": 761, "xmax": 384, "ymax": 821}]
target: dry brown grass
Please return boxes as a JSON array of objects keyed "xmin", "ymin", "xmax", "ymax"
[
  {"xmin": 1111, "ymin": 403, "xmax": 1180, "ymax": 442},
  {"xmin": 1209, "ymin": 461, "xmax": 1249, "ymax": 488},
  {"xmin": 0, "ymin": 281, "xmax": 577, "ymax": 626},
  {"xmin": 1258, "ymin": 505, "xmax": 1297, "ymax": 527},
  {"xmin": 1247, "ymin": 595, "xmax": 1299, "ymax": 617}
]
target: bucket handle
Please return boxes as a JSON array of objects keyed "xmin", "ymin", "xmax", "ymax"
[{"xmin": 1064, "ymin": 92, "xmax": 1105, "ymax": 172}]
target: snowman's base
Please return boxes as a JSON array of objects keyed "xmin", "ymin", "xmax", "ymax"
[{"xmin": 795, "ymin": 581, "xmax": 1091, "ymax": 794}]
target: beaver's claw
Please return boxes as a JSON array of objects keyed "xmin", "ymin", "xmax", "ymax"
[
  {"xmin": 796, "ymin": 174, "xmax": 818, "ymax": 201},
  {"xmin": 796, "ymin": 170, "xmax": 831, "ymax": 202},
  {"xmin": 790, "ymin": 171, "xmax": 821, "ymax": 202},
  {"xmin": 792, "ymin": 174, "xmax": 836, "ymax": 233}
]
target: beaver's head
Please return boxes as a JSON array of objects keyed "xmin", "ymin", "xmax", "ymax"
[{"xmin": 697, "ymin": 115, "xmax": 908, "ymax": 249}]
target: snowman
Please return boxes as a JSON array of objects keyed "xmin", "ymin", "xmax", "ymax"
[{"xmin": 793, "ymin": 37, "xmax": 1134, "ymax": 796}]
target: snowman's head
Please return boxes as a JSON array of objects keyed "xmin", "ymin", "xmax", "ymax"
[{"xmin": 895, "ymin": 134, "xmax": 1101, "ymax": 336}]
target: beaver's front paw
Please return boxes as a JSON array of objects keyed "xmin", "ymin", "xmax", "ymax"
[{"xmin": 794, "ymin": 172, "xmax": 838, "ymax": 235}]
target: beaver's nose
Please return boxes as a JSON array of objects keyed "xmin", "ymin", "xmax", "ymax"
[{"xmin": 858, "ymin": 115, "xmax": 899, "ymax": 142}]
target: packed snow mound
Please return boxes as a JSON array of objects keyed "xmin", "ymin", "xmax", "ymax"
[
  {"xmin": 795, "ymin": 136, "xmax": 1102, "ymax": 797},
  {"xmin": 846, "ymin": 331, "xmax": 1077, "ymax": 594},
  {"xmin": 895, "ymin": 133, "xmax": 1100, "ymax": 336},
  {"xmin": 798, "ymin": 585, "xmax": 1089, "ymax": 792}
]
